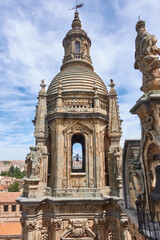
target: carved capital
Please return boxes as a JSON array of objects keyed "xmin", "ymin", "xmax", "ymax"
[
  {"xmin": 52, "ymin": 219, "xmax": 62, "ymax": 231},
  {"xmin": 26, "ymin": 220, "xmax": 36, "ymax": 231}
]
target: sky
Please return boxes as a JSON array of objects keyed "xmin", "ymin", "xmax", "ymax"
[{"xmin": 0, "ymin": 0, "xmax": 160, "ymax": 160}]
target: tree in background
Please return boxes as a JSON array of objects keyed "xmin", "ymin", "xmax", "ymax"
[
  {"xmin": 8, "ymin": 181, "xmax": 20, "ymax": 192},
  {"xmin": 0, "ymin": 166, "xmax": 25, "ymax": 179}
]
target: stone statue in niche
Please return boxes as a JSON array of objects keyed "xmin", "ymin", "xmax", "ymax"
[
  {"xmin": 134, "ymin": 20, "xmax": 160, "ymax": 92},
  {"xmin": 25, "ymin": 146, "xmax": 42, "ymax": 178}
]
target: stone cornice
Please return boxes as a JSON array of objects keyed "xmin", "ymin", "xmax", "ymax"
[
  {"xmin": 130, "ymin": 90, "xmax": 160, "ymax": 114},
  {"xmin": 47, "ymin": 112, "xmax": 108, "ymax": 122},
  {"xmin": 16, "ymin": 196, "xmax": 123, "ymax": 207}
]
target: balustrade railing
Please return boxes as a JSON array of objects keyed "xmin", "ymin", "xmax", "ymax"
[
  {"xmin": 63, "ymin": 53, "xmax": 92, "ymax": 64},
  {"xmin": 47, "ymin": 98, "xmax": 107, "ymax": 113},
  {"xmin": 100, "ymin": 99, "xmax": 107, "ymax": 110},
  {"xmin": 136, "ymin": 199, "xmax": 160, "ymax": 239},
  {"xmin": 47, "ymin": 99, "xmax": 56, "ymax": 112},
  {"xmin": 63, "ymin": 98, "xmax": 94, "ymax": 109}
]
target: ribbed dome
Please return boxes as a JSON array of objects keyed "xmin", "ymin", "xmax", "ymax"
[{"xmin": 47, "ymin": 66, "xmax": 108, "ymax": 96}]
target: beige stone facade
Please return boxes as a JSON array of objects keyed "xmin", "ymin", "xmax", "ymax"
[
  {"xmin": 123, "ymin": 20, "xmax": 160, "ymax": 239},
  {"xmin": 17, "ymin": 12, "xmax": 132, "ymax": 240},
  {"xmin": 0, "ymin": 192, "xmax": 22, "ymax": 240}
]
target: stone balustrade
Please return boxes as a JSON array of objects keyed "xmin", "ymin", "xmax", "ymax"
[
  {"xmin": 63, "ymin": 98, "xmax": 93, "ymax": 109},
  {"xmin": 63, "ymin": 53, "xmax": 92, "ymax": 64},
  {"xmin": 47, "ymin": 97, "xmax": 107, "ymax": 114}
]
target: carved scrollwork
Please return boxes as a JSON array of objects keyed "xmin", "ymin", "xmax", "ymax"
[
  {"xmin": 62, "ymin": 177, "xmax": 67, "ymax": 188},
  {"xmin": 142, "ymin": 115, "xmax": 160, "ymax": 146},
  {"xmin": 142, "ymin": 116, "xmax": 153, "ymax": 135},
  {"xmin": 89, "ymin": 178, "xmax": 95, "ymax": 188},
  {"xmin": 61, "ymin": 219, "xmax": 95, "ymax": 239},
  {"xmin": 71, "ymin": 178, "xmax": 86, "ymax": 188}
]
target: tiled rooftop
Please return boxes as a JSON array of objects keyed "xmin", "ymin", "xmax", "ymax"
[
  {"xmin": 0, "ymin": 192, "xmax": 21, "ymax": 203},
  {"xmin": 0, "ymin": 222, "xmax": 21, "ymax": 236}
]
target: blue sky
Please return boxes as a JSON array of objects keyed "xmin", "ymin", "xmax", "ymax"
[{"xmin": 0, "ymin": 0, "xmax": 160, "ymax": 160}]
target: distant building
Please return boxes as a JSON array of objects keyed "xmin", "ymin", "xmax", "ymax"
[
  {"xmin": 0, "ymin": 186, "xmax": 9, "ymax": 192},
  {"xmin": 0, "ymin": 160, "xmax": 24, "ymax": 174},
  {"xmin": 0, "ymin": 192, "xmax": 22, "ymax": 240},
  {"xmin": 0, "ymin": 177, "xmax": 24, "ymax": 192}
]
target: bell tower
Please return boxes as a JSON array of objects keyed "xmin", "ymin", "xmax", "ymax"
[
  {"xmin": 18, "ymin": 11, "xmax": 128, "ymax": 240},
  {"xmin": 62, "ymin": 11, "xmax": 92, "ymax": 70}
]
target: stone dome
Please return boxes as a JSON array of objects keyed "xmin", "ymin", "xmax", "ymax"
[{"xmin": 47, "ymin": 66, "xmax": 108, "ymax": 97}]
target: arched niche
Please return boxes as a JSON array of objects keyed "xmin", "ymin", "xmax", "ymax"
[{"xmin": 71, "ymin": 133, "xmax": 85, "ymax": 173}]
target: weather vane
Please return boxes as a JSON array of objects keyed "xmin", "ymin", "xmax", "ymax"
[
  {"xmin": 138, "ymin": 15, "xmax": 141, "ymax": 20},
  {"xmin": 69, "ymin": 0, "xmax": 84, "ymax": 11}
]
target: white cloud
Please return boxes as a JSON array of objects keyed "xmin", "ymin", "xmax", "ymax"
[{"xmin": 0, "ymin": 0, "xmax": 160, "ymax": 159}]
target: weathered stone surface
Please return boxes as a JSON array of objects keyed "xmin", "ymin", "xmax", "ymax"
[
  {"xmin": 134, "ymin": 20, "xmax": 160, "ymax": 92},
  {"xmin": 18, "ymin": 12, "xmax": 131, "ymax": 240}
]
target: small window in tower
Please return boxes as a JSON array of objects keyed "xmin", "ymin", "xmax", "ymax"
[
  {"xmin": 12, "ymin": 205, "xmax": 16, "ymax": 212},
  {"xmin": 75, "ymin": 41, "xmax": 80, "ymax": 53},
  {"xmin": 4, "ymin": 205, "xmax": 8, "ymax": 212},
  {"xmin": 71, "ymin": 134, "xmax": 85, "ymax": 172}
]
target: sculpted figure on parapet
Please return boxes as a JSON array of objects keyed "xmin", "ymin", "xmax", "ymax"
[
  {"xmin": 134, "ymin": 20, "xmax": 160, "ymax": 91},
  {"xmin": 25, "ymin": 146, "xmax": 42, "ymax": 178}
]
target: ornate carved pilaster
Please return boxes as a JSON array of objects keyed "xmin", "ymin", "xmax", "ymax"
[
  {"xmin": 41, "ymin": 227, "xmax": 48, "ymax": 240},
  {"xmin": 94, "ymin": 212, "xmax": 106, "ymax": 240},
  {"xmin": 26, "ymin": 220, "xmax": 36, "ymax": 240}
]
